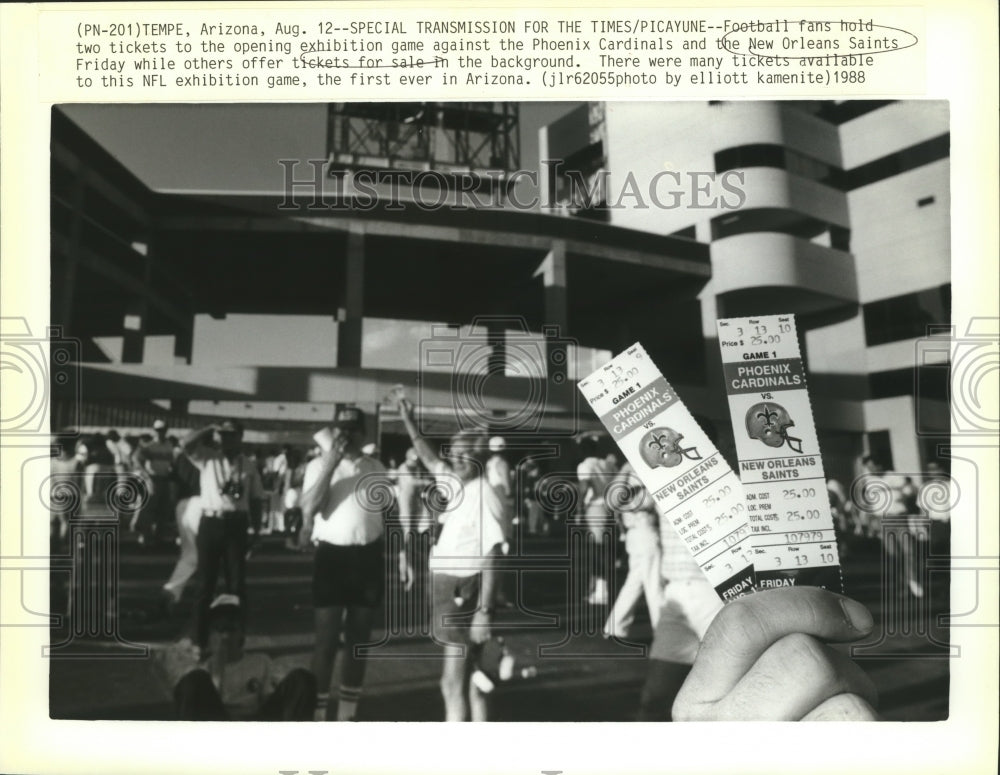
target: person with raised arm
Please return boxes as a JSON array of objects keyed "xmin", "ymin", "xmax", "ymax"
[{"xmin": 396, "ymin": 392, "xmax": 508, "ymax": 722}]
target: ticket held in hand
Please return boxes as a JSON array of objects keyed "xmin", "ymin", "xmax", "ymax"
[
  {"xmin": 716, "ymin": 314, "xmax": 843, "ymax": 593},
  {"xmin": 578, "ymin": 342, "xmax": 756, "ymax": 602}
]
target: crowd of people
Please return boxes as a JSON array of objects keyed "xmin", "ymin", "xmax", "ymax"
[
  {"xmin": 50, "ymin": 399, "xmax": 952, "ymax": 723},
  {"xmin": 50, "ymin": 420, "xmax": 205, "ymax": 550}
]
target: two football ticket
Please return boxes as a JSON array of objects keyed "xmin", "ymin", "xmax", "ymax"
[{"xmin": 579, "ymin": 313, "xmax": 842, "ymax": 601}]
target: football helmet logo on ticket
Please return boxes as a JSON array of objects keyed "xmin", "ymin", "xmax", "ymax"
[
  {"xmin": 745, "ymin": 402, "xmax": 804, "ymax": 453},
  {"xmin": 639, "ymin": 427, "xmax": 702, "ymax": 469}
]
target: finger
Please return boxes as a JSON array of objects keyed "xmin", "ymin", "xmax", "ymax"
[
  {"xmin": 710, "ymin": 634, "xmax": 878, "ymax": 720},
  {"xmin": 678, "ymin": 587, "xmax": 873, "ymax": 706},
  {"xmin": 802, "ymin": 692, "xmax": 880, "ymax": 721}
]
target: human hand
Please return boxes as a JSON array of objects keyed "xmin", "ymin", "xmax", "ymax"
[
  {"xmin": 470, "ymin": 608, "xmax": 492, "ymax": 645},
  {"xmin": 673, "ymin": 587, "xmax": 879, "ymax": 721},
  {"xmin": 313, "ymin": 427, "xmax": 333, "ymax": 453},
  {"xmin": 314, "ymin": 427, "xmax": 347, "ymax": 455},
  {"xmin": 331, "ymin": 428, "xmax": 350, "ymax": 455},
  {"xmin": 392, "ymin": 386, "xmax": 414, "ymax": 418}
]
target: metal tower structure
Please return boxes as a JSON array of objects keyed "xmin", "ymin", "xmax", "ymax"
[
  {"xmin": 327, "ymin": 102, "xmax": 520, "ymax": 200},
  {"xmin": 546, "ymin": 101, "xmax": 609, "ymax": 221}
]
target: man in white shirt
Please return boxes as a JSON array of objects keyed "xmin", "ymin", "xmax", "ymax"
[
  {"xmin": 397, "ymin": 395, "xmax": 508, "ymax": 722},
  {"xmin": 298, "ymin": 406, "xmax": 403, "ymax": 722},
  {"xmin": 181, "ymin": 419, "xmax": 264, "ymax": 656}
]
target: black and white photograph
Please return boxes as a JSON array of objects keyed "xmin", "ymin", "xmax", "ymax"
[
  {"xmin": 1, "ymin": 2, "xmax": 998, "ymax": 774},
  {"xmin": 45, "ymin": 99, "xmax": 954, "ymax": 723}
]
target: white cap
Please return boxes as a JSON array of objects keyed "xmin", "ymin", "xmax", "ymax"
[
  {"xmin": 361, "ymin": 443, "xmax": 378, "ymax": 456},
  {"xmin": 488, "ymin": 436, "xmax": 506, "ymax": 452}
]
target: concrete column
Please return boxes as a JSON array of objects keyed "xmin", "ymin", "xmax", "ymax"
[
  {"xmin": 337, "ymin": 227, "xmax": 365, "ymax": 369},
  {"xmin": 537, "ymin": 241, "xmax": 569, "ymax": 385},
  {"xmin": 536, "ymin": 241, "xmax": 568, "ymax": 329},
  {"xmin": 174, "ymin": 318, "xmax": 194, "ymax": 364},
  {"xmin": 486, "ymin": 321, "xmax": 507, "ymax": 376},
  {"xmin": 538, "ymin": 125, "xmax": 553, "ymax": 210},
  {"xmin": 122, "ymin": 240, "xmax": 151, "ymax": 363}
]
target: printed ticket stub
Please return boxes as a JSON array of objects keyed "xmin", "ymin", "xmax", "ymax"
[
  {"xmin": 716, "ymin": 314, "xmax": 843, "ymax": 592},
  {"xmin": 579, "ymin": 343, "xmax": 755, "ymax": 601}
]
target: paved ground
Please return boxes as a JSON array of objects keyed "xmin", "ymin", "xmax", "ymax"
[{"xmin": 48, "ymin": 526, "xmax": 950, "ymax": 722}]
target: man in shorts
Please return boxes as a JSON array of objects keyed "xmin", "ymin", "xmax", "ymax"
[
  {"xmin": 298, "ymin": 406, "xmax": 405, "ymax": 721},
  {"xmin": 397, "ymin": 394, "xmax": 508, "ymax": 722}
]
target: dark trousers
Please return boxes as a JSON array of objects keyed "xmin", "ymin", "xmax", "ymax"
[
  {"xmin": 174, "ymin": 668, "xmax": 317, "ymax": 721},
  {"xmin": 194, "ymin": 511, "xmax": 249, "ymax": 649},
  {"xmin": 136, "ymin": 475, "xmax": 176, "ymax": 540}
]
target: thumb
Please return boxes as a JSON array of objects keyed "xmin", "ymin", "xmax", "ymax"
[{"xmin": 681, "ymin": 587, "xmax": 873, "ymax": 703}]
